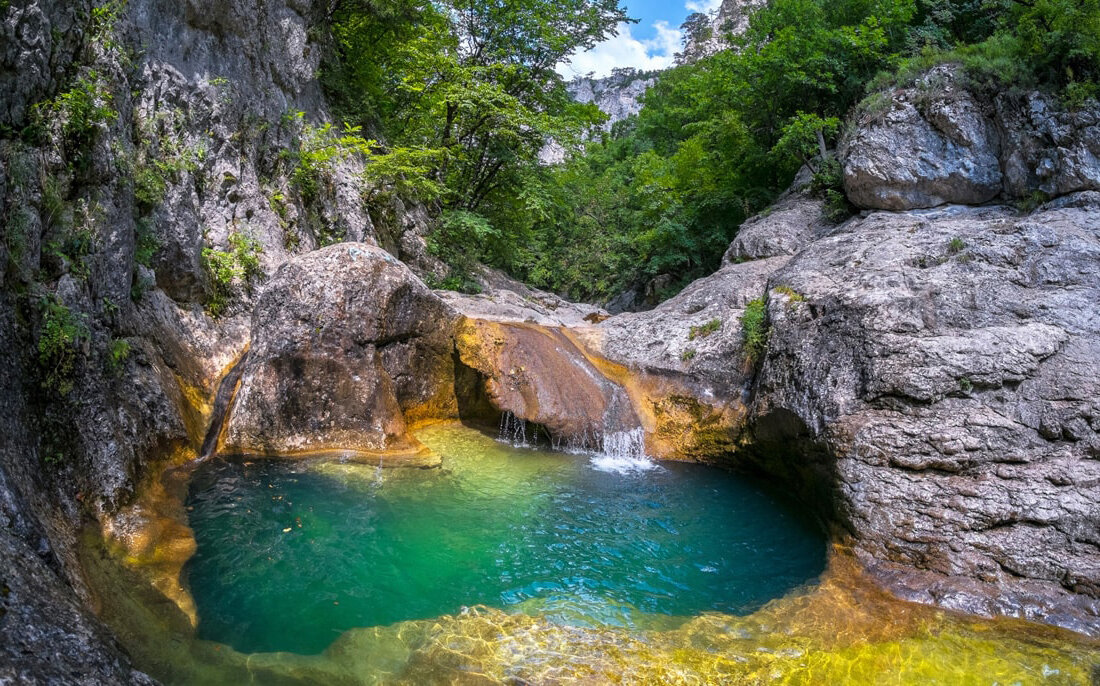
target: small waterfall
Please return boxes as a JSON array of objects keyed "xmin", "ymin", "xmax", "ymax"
[
  {"xmin": 199, "ymin": 352, "xmax": 249, "ymax": 461},
  {"xmin": 499, "ymin": 411, "xmax": 531, "ymax": 447},
  {"xmin": 590, "ymin": 387, "xmax": 656, "ymax": 474},
  {"xmin": 590, "ymin": 427, "xmax": 656, "ymax": 474}
]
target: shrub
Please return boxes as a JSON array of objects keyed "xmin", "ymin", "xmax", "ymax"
[
  {"xmin": 427, "ymin": 210, "xmax": 498, "ymax": 293},
  {"xmin": 741, "ymin": 297, "xmax": 769, "ymax": 365},
  {"xmin": 37, "ymin": 296, "xmax": 90, "ymax": 396},
  {"xmin": 201, "ymin": 231, "xmax": 264, "ymax": 316},
  {"xmin": 41, "ymin": 72, "xmax": 117, "ymax": 168},
  {"xmin": 681, "ymin": 348, "xmax": 697, "ymax": 362},
  {"xmin": 810, "ymin": 158, "xmax": 854, "ymax": 223},
  {"xmin": 947, "ymin": 237, "xmax": 966, "ymax": 254}
]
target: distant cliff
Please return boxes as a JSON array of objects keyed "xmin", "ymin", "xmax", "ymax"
[{"xmin": 678, "ymin": 0, "xmax": 767, "ymax": 63}]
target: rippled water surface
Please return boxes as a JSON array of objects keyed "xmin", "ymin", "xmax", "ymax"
[{"xmin": 185, "ymin": 424, "xmax": 826, "ymax": 655}]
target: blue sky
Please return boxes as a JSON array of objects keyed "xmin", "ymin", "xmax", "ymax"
[{"xmin": 557, "ymin": 0, "xmax": 723, "ymax": 78}]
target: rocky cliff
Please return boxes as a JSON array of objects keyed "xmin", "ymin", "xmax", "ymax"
[
  {"xmin": 566, "ymin": 69, "xmax": 656, "ymax": 131},
  {"xmin": 677, "ymin": 0, "xmax": 766, "ymax": 64},
  {"xmin": 0, "ymin": 0, "xmax": 437, "ymax": 680},
  {"xmin": 584, "ymin": 80, "xmax": 1100, "ymax": 635}
]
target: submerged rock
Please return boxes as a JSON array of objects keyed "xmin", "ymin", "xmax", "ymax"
[{"xmin": 223, "ymin": 244, "xmax": 457, "ymax": 464}]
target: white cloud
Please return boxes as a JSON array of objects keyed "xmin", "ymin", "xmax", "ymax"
[
  {"xmin": 557, "ymin": 21, "xmax": 682, "ymax": 79},
  {"xmin": 685, "ymin": 0, "xmax": 722, "ymax": 12}
]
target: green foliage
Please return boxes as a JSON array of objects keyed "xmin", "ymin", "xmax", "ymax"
[
  {"xmin": 37, "ymin": 296, "xmax": 90, "ymax": 396},
  {"xmin": 324, "ymin": 0, "xmax": 625, "ymax": 277},
  {"xmin": 770, "ymin": 113, "xmax": 840, "ymax": 173},
  {"xmin": 44, "ymin": 199, "xmax": 98, "ymax": 281},
  {"xmin": 427, "ymin": 210, "xmax": 497, "ymax": 292},
  {"xmin": 681, "ymin": 348, "xmax": 697, "ymax": 362},
  {"xmin": 315, "ymin": 0, "xmax": 1099, "ymax": 304},
  {"xmin": 37, "ymin": 72, "xmax": 117, "ymax": 169},
  {"xmin": 810, "ymin": 158, "xmax": 855, "ymax": 223},
  {"xmin": 688, "ymin": 319, "xmax": 722, "ymax": 341},
  {"xmin": 741, "ymin": 297, "xmax": 769, "ymax": 365},
  {"xmin": 134, "ymin": 218, "xmax": 159, "ymax": 267},
  {"xmin": 959, "ymin": 377, "xmax": 974, "ymax": 394},
  {"xmin": 947, "ymin": 236, "xmax": 966, "ymax": 254},
  {"xmin": 229, "ymin": 231, "xmax": 263, "ymax": 287},
  {"xmin": 107, "ymin": 338, "xmax": 131, "ymax": 374},
  {"xmin": 201, "ymin": 231, "xmax": 263, "ymax": 317},
  {"xmin": 201, "ymin": 246, "xmax": 237, "ymax": 318},
  {"xmin": 132, "ymin": 108, "xmax": 202, "ymax": 213}
]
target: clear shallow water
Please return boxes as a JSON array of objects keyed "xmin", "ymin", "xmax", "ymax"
[{"xmin": 184, "ymin": 424, "xmax": 827, "ymax": 655}]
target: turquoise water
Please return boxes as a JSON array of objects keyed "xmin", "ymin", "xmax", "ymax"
[{"xmin": 185, "ymin": 424, "xmax": 826, "ymax": 656}]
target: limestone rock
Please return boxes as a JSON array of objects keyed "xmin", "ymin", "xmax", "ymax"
[
  {"xmin": 725, "ymin": 190, "xmax": 834, "ymax": 262},
  {"xmin": 844, "ymin": 67, "xmax": 1100, "ymax": 211},
  {"xmin": 842, "ymin": 67, "xmax": 1002, "ymax": 210},
  {"xmin": 750, "ymin": 197, "xmax": 1100, "ymax": 634},
  {"xmin": 223, "ymin": 244, "xmax": 457, "ymax": 463},
  {"xmin": 0, "ymin": 0, "xmax": 89, "ymax": 127},
  {"xmin": 997, "ymin": 92, "xmax": 1100, "ymax": 199}
]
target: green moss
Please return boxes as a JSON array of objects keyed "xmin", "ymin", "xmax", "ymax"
[
  {"xmin": 107, "ymin": 338, "xmax": 131, "ymax": 375},
  {"xmin": 688, "ymin": 319, "xmax": 722, "ymax": 341},
  {"xmin": 773, "ymin": 285, "xmax": 805, "ymax": 302}
]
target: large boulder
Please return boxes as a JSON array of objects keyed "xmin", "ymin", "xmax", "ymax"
[
  {"xmin": 844, "ymin": 66, "xmax": 1100, "ymax": 211},
  {"xmin": 842, "ymin": 66, "xmax": 1003, "ymax": 210},
  {"xmin": 223, "ymin": 244, "xmax": 458, "ymax": 464},
  {"xmin": 750, "ymin": 197, "xmax": 1100, "ymax": 634}
]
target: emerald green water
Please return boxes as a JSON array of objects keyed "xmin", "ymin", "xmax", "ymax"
[{"xmin": 185, "ymin": 424, "xmax": 826, "ymax": 656}]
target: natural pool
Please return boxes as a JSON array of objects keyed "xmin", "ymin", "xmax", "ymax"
[
  {"xmin": 84, "ymin": 423, "xmax": 1100, "ymax": 684},
  {"xmin": 185, "ymin": 424, "xmax": 826, "ymax": 655}
]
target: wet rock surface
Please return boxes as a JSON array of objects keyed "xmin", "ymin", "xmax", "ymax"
[{"xmin": 224, "ymin": 244, "xmax": 457, "ymax": 462}]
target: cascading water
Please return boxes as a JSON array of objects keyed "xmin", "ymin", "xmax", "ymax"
[
  {"xmin": 199, "ymin": 352, "xmax": 250, "ymax": 460},
  {"xmin": 497, "ymin": 388, "xmax": 656, "ymax": 475}
]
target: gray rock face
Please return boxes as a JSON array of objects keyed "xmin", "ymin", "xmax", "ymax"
[
  {"xmin": 224, "ymin": 244, "xmax": 458, "ymax": 460},
  {"xmin": 0, "ymin": 0, "xmax": 89, "ymax": 126},
  {"xmin": 0, "ymin": 0, "xmax": 436, "ymax": 678},
  {"xmin": 567, "ymin": 70, "xmax": 656, "ymax": 131},
  {"xmin": 842, "ymin": 68, "xmax": 1003, "ymax": 210},
  {"xmin": 0, "ymin": 529, "xmax": 155, "ymax": 685},
  {"xmin": 844, "ymin": 66, "xmax": 1100, "ymax": 210},
  {"xmin": 997, "ymin": 93, "xmax": 1100, "ymax": 199},
  {"xmin": 747, "ymin": 198, "xmax": 1100, "ymax": 634},
  {"xmin": 725, "ymin": 189, "xmax": 834, "ymax": 262},
  {"xmin": 596, "ymin": 256, "xmax": 786, "ymax": 390}
]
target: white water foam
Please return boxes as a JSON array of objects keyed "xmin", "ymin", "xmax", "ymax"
[
  {"xmin": 589, "ymin": 428, "xmax": 658, "ymax": 475},
  {"xmin": 498, "ymin": 413, "xmax": 657, "ymax": 474}
]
